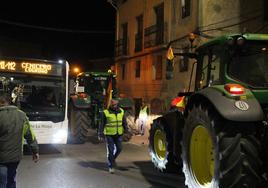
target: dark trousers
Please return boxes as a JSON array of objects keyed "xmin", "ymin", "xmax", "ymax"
[
  {"xmin": 105, "ymin": 135, "xmax": 122, "ymax": 168},
  {"xmin": 0, "ymin": 162, "xmax": 19, "ymax": 188}
]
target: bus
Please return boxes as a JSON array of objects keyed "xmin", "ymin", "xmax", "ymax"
[{"xmin": 0, "ymin": 58, "xmax": 69, "ymax": 144}]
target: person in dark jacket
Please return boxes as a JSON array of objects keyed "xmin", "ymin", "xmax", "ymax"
[
  {"xmin": 0, "ymin": 93, "xmax": 39, "ymax": 188},
  {"xmin": 98, "ymin": 98, "xmax": 128, "ymax": 174}
]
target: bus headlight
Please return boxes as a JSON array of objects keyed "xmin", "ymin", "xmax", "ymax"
[{"xmin": 52, "ymin": 129, "xmax": 67, "ymax": 143}]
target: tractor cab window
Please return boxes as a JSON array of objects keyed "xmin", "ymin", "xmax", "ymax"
[
  {"xmin": 228, "ymin": 41, "xmax": 268, "ymax": 88},
  {"xmin": 200, "ymin": 55, "xmax": 209, "ymax": 88},
  {"xmin": 198, "ymin": 46, "xmax": 222, "ymax": 89},
  {"xmin": 84, "ymin": 76, "xmax": 108, "ymax": 96}
]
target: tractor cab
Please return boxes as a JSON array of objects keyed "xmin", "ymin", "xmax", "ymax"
[
  {"xmin": 74, "ymin": 71, "xmax": 117, "ymax": 105},
  {"xmin": 169, "ymin": 34, "xmax": 268, "ymax": 113},
  {"xmin": 194, "ymin": 34, "xmax": 268, "ymax": 91},
  {"xmin": 68, "ymin": 71, "xmax": 120, "ymax": 143}
]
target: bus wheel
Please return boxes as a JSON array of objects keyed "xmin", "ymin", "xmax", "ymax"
[{"xmin": 68, "ymin": 103, "xmax": 91, "ymax": 144}]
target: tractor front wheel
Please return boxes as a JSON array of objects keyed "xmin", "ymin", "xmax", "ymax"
[
  {"xmin": 149, "ymin": 118, "xmax": 177, "ymax": 172},
  {"xmin": 68, "ymin": 103, "xmax": 91, "ymax": 144}
]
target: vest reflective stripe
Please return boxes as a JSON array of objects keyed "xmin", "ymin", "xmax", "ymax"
[{"xmin": 103, "ymin": 108, "xmax": 124, "ymax": 135}]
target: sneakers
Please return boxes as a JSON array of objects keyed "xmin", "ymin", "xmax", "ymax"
[{"xmin": 109, "ymin": 168, "xmax": 115, "ymax": 174}]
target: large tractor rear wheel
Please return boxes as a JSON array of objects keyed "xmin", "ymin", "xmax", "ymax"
[
  {"xmin": 182, "ymin": 104, "xmax": 262, "ymax": 188},
  {"xmin": 149, "ymin": 118, "xmax": 177, "ymax": 172},
  {"xmin": 68, "ymin": 103, "xmax": 91, "ymax": 144}
]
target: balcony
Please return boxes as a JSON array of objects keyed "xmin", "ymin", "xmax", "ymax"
[
  {"xmin": 144, "ymin": 23, "xmax": 167, "ymax": 48},
  {"xmin": 134, "ymin": 33, "xmax": 143, "ymax": 52},
  {"xmin": 115, "ymin": 38, "xmax": 128, "ymax": 57}
]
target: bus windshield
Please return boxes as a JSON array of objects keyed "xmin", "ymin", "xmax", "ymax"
[
  {"xmin": 0, "ymin": 75, "xmax": 66, "ymax": 123},
  {"xmin": 228, "ymin": 41, "xmax": 268, "ymax": 88}
]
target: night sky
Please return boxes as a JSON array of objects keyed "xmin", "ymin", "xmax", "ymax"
[{"xmin": 0, "ymin": 1, "xmax": 115, "ymax": 68}]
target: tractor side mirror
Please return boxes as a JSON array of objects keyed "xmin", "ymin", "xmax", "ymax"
[
  {"xmin": 165, "ymin": 48, "xmax": 197, "ymax": 80},
  {"xmin": 166, "ymin": 58, "xmax": 174, "ymax": 80},
  {"xmin": 166, "ymin": 47, "xmax": 175, "ymax": 80}
]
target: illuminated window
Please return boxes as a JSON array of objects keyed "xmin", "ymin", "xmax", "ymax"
[
  {"xmin": 135, "ymin": 60, "xmax": 141, "ymax": 78},
  {"xmin": 181, "ymin": 0, "xmax": 191, "ymax": 18}
]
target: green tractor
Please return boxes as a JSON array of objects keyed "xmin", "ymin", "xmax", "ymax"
[
  {"xmin": 149, "ymin": 34, "xmax": 268, "ymax": 187},
  {"xmin": 68, "ymin": 71, "xmax": 117, "ymax": 144},
  {"xmin": 68, "ymin": 71, "xmax": 135, "ymax": 144}
]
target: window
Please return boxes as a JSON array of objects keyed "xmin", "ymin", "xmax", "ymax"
[
  {"xmin": 155, "ymin": 3, "xmax": 164, "ymax": 44},
  {"xmin": 264, "ymin": 0, "xmax": 268, "ymax": 21},
  {"xmin": 199, "ymin": 55, "xmax": 209, "ymax": 89},
  {"xmin": 135, "ymin": 15, "xmax": 143, "ymax": 52},
  {"xmin": 137, "ymin": 15, "xmax": 143, "ymax": 34},
  {"xmin": 135, "ymin": 60, "xmax": 141, "ymax": 78},
  {"xmin": 152, "ymin": 55, "xmax": 163, "ymax": 80},
  {"xmin": 122, "ymin": 23, "xmax": 128, "ymax": 55},
  {"xmin": 197, "ymin": 46, "xmax": 222, "ymax": 89},
  {"xmin": 181, "ymin": 0, "xmax": 191, "ymax": 18},
  {"xmin": 121, "ymin": 64, "xmax": 126, "ymax": 80},
  {"xmin": 228, "ymin": 42, "xmax": 268, "ymax": 88}
]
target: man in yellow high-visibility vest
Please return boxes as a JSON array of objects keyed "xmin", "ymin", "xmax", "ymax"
[{"xmin": 98, "ymin": 99, "xmax": 128, "ymax": 174}]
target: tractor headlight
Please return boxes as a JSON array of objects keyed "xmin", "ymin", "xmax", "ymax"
[{"xmin": 237, "ymin": 36, "xmax": 245, "ymax": 45}]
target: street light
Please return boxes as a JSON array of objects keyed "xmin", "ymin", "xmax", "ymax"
[{"xmin": 73, "ymin": 67, "xmax": 80, "ymax": 74}]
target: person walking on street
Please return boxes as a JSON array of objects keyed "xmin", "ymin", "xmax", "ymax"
[
  {"xmin": 0, "ymin": 93, "xmax": 39, "ymax": 188},
  {"xmin": 137, "ymin": 102, "xmax": 149, "ymax": 136},
  {"xmin": 98, "ymin": 98, "xmax": 128, "ymax": 174}
]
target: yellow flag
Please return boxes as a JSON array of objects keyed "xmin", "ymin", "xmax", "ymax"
[
  {"xmin": 105, "ymin": 79, "xmax": 113, "ymax": 109},
  {"xmin": 166, "ymin": 46, "xmax": 174, "ymax": 60}
]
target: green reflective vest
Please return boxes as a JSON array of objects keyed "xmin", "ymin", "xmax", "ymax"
[{"xmin": 103, "ymin": 108, "xmax": 124, "ymax": 135}]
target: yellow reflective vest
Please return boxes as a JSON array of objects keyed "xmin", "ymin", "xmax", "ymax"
[{"xmin": 103, "ymin": 108, "xmax": 124, "ymax": 135}]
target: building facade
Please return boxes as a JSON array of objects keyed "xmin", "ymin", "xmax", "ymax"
[{"xmin": 113, "ymin": 0, "xmax": 267, "ymax": 114}]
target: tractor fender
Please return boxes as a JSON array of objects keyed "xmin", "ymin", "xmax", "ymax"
[
  {"xmin": 187, "ymin": 87, "xmax": 264, "ymax": 122},
  {"xmin": 69, "ymin": 95, "xmax": 91, "ymax": 109}
]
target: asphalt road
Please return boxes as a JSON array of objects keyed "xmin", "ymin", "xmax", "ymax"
[{"xmin": 17, "ymin": 136, "xmax": 186, "ymax": 188}]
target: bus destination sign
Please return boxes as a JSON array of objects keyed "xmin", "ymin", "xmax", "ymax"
[{"xmin": 0, "ymin": 60, "xmax": 62, "ymax": 76}]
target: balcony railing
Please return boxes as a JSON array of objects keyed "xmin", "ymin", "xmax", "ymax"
[
  {"xmin": 115, "ymin": 38, "xmax": 128, "ymax": 57},
  {"xmin": 135, "ymin": 33, "xmax": 143, "ymax": 52},
  {"xmin": 144, "ymin": 23, "xmax": 167, "ymax": 48}
]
